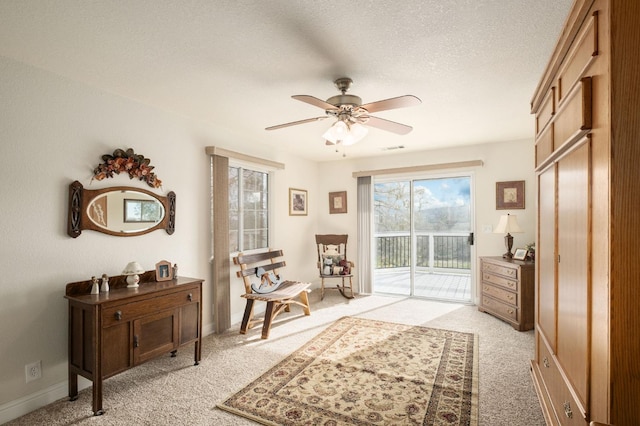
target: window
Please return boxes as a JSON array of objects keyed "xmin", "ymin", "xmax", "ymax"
[
  {"xmin": 229, "ymin": 166, "xmax": 269, "ymax": 252},
  {"xmin": 123, "ymin": 199, "xmax": 162, "ymax": 223}
]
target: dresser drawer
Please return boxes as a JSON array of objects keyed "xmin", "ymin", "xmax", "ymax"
[
  {"xmin": 482, "ymin": 261, "xmax": 518, "ymax": 279},
  {"xmin": 537, "ymin": 336, "xmax": 587, "ymax": 425},
  {"xmin": 480, "ymin": 295, "xmax": 517, "ymax": 322},
  {"xmin": 482, "ymin": 282, "xmax": 517, "ymax": 306},
  {"xmin": 103, "ymin": 288, "xmax": 199, "ymax": 327},
  {"xmin": 482, "ymin": 272, "xmax": 519, "ymax": 292}
]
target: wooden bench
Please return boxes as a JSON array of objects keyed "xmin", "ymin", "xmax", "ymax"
[{"xmin": 233, "ymin": 249, "xmax": 311, "ymax": 339}]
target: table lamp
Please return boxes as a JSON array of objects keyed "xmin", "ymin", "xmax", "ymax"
[
  {"xmin": 494, "ymin": 214, "xmax": 523, "ymax": 259},
  {"xmin": 122, "ymin": 261, "xmax": 145, "ymax": 288}
]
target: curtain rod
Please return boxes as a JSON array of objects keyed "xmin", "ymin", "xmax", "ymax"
[
  {"xmin": 205, "ymin": 146, "xmax": 285, "ymax": 170},
  {"xmin": 352, "ymin": 160, "xmax": 484, "ymax": 178}
]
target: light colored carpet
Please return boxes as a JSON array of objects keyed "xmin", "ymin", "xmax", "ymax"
[{"xmin": 6, "ymin": 291, "xmax": 544, "ymax": 425}]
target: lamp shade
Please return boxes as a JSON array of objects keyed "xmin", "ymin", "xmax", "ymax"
[
  {"xmin": 322, "ymin": 120, "xmax": 368, "ymax": 146},
  {"xmin": 494, "ymin": 214, "xmax": 523, "ymax": 234},
  {"xmin": 342, "ymin": 122, "xmax": 368, "ymax": 146},
  {"xmin": 122, "ymin": 261, "xmax": 145, "ymax": 275}
]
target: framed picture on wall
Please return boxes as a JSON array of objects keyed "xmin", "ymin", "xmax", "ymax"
[
  {"xmin": 329, "ymin": 191, "xmax": 347, "ymax": 214},
  {"xmin": 496, "ymin": 180, "xmax": 525, "ymax": 209},
  {"xmin": 289, "ymin": 188, "xmax": 308, "ymax": 216}
]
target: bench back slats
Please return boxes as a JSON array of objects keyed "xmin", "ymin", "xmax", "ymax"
[
  {"xmin": 233, "ymin": 249, "xmax": 286, "ymax": 294},
  {"xmin": 234, "ymin": 249, "xmax": 283, "ymax": 266}
]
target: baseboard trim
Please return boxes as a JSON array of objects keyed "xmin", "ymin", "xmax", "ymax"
[
  {"xmin": 0, "ymin": 329, "xmax": 218, "ymax": 424},
  {"xmin": 0, "ymin": 380, "xmax": 88, "ymax": 424}
]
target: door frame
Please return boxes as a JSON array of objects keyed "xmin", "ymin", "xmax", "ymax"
[{"xmin": 372, "ymin": 171, "xmax": 476, "ymax": 303}]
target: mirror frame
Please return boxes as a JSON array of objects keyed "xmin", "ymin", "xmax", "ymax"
[{"xmin": 68, "ymin": 180, "xmax": 175, "ymax": 237}]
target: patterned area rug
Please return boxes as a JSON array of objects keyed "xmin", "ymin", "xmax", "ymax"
[{"xmin": 218, "ymin": 316, "xmax": 478, "ymax": 425}]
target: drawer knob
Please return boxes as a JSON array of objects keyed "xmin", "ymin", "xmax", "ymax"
[
  {"xmin": 563, "ymin": 401, "xmax": 573, "ymax": 418},
  {"xmin": 188, "ymin": 293, "xmax": 193, "ymax": 302},
  {"xmin": 543, "ymin": 357, "xmax": 550, "ymax": 368},
  {"xmin": 507, "ymin": 309, "xmax": 514, "ymax": 315},
  {"xmin": 114, "ymin": 310, "xmax": 122, "ymax": 321}
]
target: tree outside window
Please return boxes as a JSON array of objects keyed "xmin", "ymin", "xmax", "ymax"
[{"xmin": 229, "ymin": 166, "xmax": 269, "ymax": 252}]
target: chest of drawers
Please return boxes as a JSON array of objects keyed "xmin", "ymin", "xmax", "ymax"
[
  {"xmin": 478, "ymin": 256, "xmax": 534, "ymax": 331},
  {"xmin": 65, "ymin": 272, "xmax": 203, "ymax": 415}
]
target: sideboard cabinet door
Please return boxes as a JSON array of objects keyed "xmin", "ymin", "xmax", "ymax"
[{"xmin": 133, "ymin": 308, "xmax": 179, "ymax": 365}]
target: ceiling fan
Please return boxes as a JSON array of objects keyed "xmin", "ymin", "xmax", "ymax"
[{"xmin": 266, "ymin": 78, "xmax": 421, "ymax": 146}]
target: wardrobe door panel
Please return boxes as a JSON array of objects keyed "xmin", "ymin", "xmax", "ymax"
[
  {"xmin": 537, "ymin": 164, "xmax": 557, "ymax": 348},
  {"xmin": 556, "ymin": 139, "xmax": 590, "ymax": 410}
]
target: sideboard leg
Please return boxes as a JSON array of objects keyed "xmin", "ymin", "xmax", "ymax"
[
  {"xmin": 194, "ymin": 340, "xmax": 200, "ymax": 365},
  {"xmin": 92, "ymin": 378, "xmax": 103, "ymax": 416},
  {"xmin": 68, "ymin": 371, "xmax": 78, "ymax": 401}
]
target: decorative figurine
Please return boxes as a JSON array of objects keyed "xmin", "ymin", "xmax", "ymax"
[
  {"xmin": 172, "ymin": 264, "xmax": 178, "ymax": 279},
  {"xmin": 90, "ymin": 276, "xmax": 100, "ymax": 294},
  {"xmin": 101, "ymin": 274, "xmax": 109, "ymax": 293}
]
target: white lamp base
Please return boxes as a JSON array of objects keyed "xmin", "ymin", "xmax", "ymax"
[{"xmin": 126, "ymin": 274, "xmax": 140, "ymax": 288}]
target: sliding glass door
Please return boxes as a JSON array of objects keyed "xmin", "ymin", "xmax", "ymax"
[{"xmin": 373, "ymin": 174, "xmax": 474, "ymax": 303}]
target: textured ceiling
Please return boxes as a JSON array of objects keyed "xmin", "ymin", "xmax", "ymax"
[{"xmin": 0, "ymin": 0, "xmax": 573, "ymax": 161}]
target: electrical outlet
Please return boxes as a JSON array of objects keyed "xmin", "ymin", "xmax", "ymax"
[{"xmin": 25, "ymin": 360, "xmax": 42, "ymax": 383}]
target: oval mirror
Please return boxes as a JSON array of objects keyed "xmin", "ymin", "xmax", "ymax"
[
  {"xmin": 87, "ymin": 190, "xmax": 165, "ymax": 233},
  {"xmin": 68, "ymin": 181, "xmax": 175, "ymax": 237}
]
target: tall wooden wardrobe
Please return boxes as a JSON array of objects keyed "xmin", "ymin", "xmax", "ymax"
[{"xmin": 530, "ymin": 0, "xmax": 640, "ymax": 425}]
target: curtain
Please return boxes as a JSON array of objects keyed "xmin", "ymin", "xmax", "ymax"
[
  {"xmin": 357, "ymin": 176, "xmax": 373, "ymax": 294},
  {"xmin": 211, "ymin": 154, "xmax": 231, "ymax": 333},
  {"xmin": 206, "ymin": 146, "xmax": 284, "ymax": 334}
]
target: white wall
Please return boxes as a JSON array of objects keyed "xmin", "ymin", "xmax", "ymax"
[
  {"xmin": 0, "ymin": 55, "xmax": 535, "ymax": 422},
  {"xmin": 314, "ymin": 140, "xmax": 536, "ymax": 297},
  {"xmin": 0, "ymin": 56, "xmax": 311, "ymax": 420}
]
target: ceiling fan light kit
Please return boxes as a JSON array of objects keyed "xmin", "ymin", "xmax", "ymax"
[
  {"xmin": 322, "ymin": 120, "xmax": 368, "ymax": 146},
  {"xmin": 266, "ymin": 77, "xmax": 421, "ymax": 148}
]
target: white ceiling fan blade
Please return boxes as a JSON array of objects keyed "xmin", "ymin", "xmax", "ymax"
[
  {"xmin": 360, "ymin": 95, "xmax": 422, "ymax": 113},
  {"xmin": 266, "ymin": 116, "xmax": 328, "ymax": 130},
  {"xmin": 292, "ymin": 95, "xmax": 339, "ymax": 111},
  {"xmin": 363, "ymin": 115, "xmax": 413, "ymax": 135}
]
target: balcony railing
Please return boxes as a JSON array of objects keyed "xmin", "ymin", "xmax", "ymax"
[{"xmin": 375, "ymin": 232, "xmax": 471, "ymax": 271}]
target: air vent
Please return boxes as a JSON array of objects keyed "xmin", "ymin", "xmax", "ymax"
[{"xmin": 382, "ymin": 145, "xmax": 405, "ymax": 151}]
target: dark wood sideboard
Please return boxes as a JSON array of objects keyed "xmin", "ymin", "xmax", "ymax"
[
  {"xmin": 65, "ymin": 272, "xmax": 203, "ymax": 415},
  {"xmin": 478, "ymin": 256, "xmax": 534, "ymax": 331}
]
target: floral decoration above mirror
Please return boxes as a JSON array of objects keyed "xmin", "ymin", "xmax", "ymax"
[{"xmin": 92, "ymin": 148, "xmax": 162, "ymax": 188}]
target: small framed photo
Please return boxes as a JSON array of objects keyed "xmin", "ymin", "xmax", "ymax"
[
  {"xmin": 496, "ymin": 180, "xmax": 525, "ymax": 209},
  {"xmin": 155, "ymin": 260, "xmax": 173, "ymax": 281},
  {"xmin": 289, "ymin": 188, "xmax": 308, "ymax": 216},
  {"xmin": 513, "ymin": 248, "xmax": 528, "ymax": 261},
  {"xmin": 329, "ymin": 191, "xmax": 347, "ymax": 214}
]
